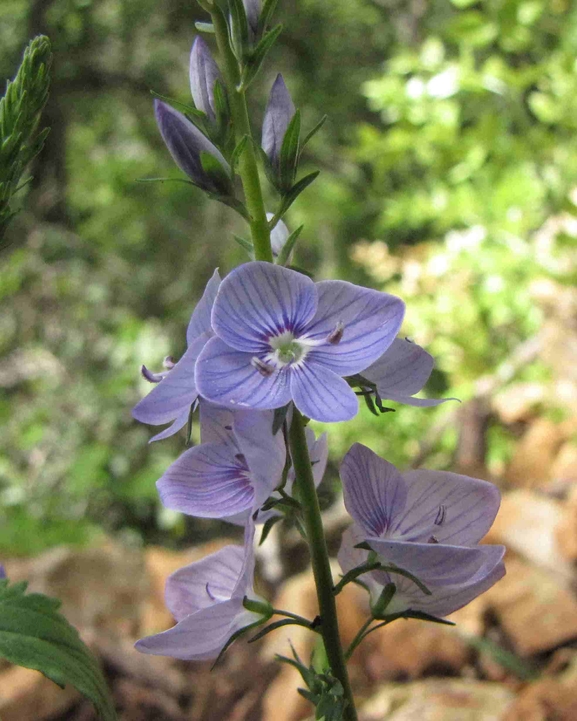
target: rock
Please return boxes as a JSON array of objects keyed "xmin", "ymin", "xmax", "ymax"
[
  {"xmin": 360, "ymin": 679, "xmax": 515, "ymax": 721},
  {"xmin": 505, "ymin": 419, "xmax": 565, "ymax": 489},
  {"xmin": 0, "ymin": 666, "xmax": 81, "ymax": 721},
  {"xmin": 549, "ymin": 443, "xmax": 577, "ymax": 489},
  {"xmin": 483, "ymin": 557, "xmax": 577, "ymax": 656},
  {"xmin": 504, "ymin": 678, "xmax": 577, "ymax": 721},
  {"xmin": 485, "ymin": 490, "xmax": 573, "ymax": 579},
  {"xmin": 493, "ymin": 383, "xmax": 546, "ymax": 425},
  {"xmin": 556, "ymin": 485, "xmax": 577, "ymax": 562}
]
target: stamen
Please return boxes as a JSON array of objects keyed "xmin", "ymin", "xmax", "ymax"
[
  {"xmin": 205, "ymin": 583, "xmax": 217, "ymax": 601},
  {"xmin": 434, "ymin": 505, "xmax": 446, "ymax": 526},
  {"xmin": 326, "ymin": 321, "xmax": 345, "ymax": 345},
  {"xmin": 163, "ymin": 355, "xmax": 175, "ymax": 369},
  {"xmin": 427, "ymin": 535, "xmax": 439, "ymax": 544},
  {"xmin": 251, "ymin": 356, "xmax": 275, "ymax": 377},
  {"xmin": 141, "ymin": 364, "xmax": 166, "ymax": 383}
]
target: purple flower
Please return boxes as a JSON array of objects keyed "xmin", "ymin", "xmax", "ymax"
[
  {"xmin": 361, "ymin": 338, "xmax": 456, "ymax": 407},
  {"xmin": 0, "ymin": 565, "xmax": 5, "ymax": 579},
  {"xmin": 189, "ymin": 37, "xmax": 221, "ymax": 125},
  {"xmin": 338, "ymin": 444, "xmax": 505, "ymax": 618},
  {"xmin": 262, "ymin": 75, "xmax": 295, "ymax": 171},
  {"xmin": 195, "ymin": 262, "xmax": 405, "ymax": 422},
  {"xmin": 267, "ymin": 212, "xmax": 290, "ymax": 258},
  {"xmin": 132, "ymin": 269, "xmax": 220, "ymax": 442},
  {"xmin": 154, "ymin": 100, "xmax": 231, "ymax": 194},
  {"xmin": 136, "ymin": 525, "xmax": 264, "ymax": 661},
  {"xmin": 157, "ymin": 402, "xmax": 286, "ymax": 522}
]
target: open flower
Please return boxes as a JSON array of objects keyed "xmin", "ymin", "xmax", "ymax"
[
  {"xmin": 195, "ymin": 262, "xmax": 405, "ymax": 422},
  {"xmin": 360, "ymin": 337, "xmax": 456, "ymax": 407},
  {"xmin": 157, "ymin": 403, "xmax": 286, "ymax": 522},
  {"xmin": 338, "ymin": 444, "xmax": 505, "ymax": 618},
  {"xmin": 132, "ymin": 269, "xmax": 220, "ymax": 442},
  {"xmin": 136, "ymin": 524, "xmax": 264, "ymax": 661}
]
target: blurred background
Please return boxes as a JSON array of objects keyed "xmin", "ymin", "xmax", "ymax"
[{"xmin": 1, "ymin": 0, "xmax": 577, "ymax": 719}]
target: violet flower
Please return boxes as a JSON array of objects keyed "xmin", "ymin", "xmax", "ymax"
[
  {"xmin": 189, "ymin": 36, "xmax": 221, "ymax": 125},
  {"xmin": 195, "ymin": 262, "xmax": 404, "ymax": 422},
  {"xmin": 361, "ymin": 337, "xmax": 455, "ymax": 407},
  {"xmin": 262, "ymin": 75, "xmax": 295, "ymax": 171},
  {"xmin": 154, "ymin": 100, "xmax": 231, "ymax": 195},
  {"xmin": 0, "ymin": 565, "xmax": 5, "ymax": 579},
  {"xmin": 157, "ymin": 403, "xmax": 286, "ymax": 522},
  {"xmin": 338, "ymin": 444, "xmax": 505, "ymax": 618},
  {"xmin": 136, "ymin": 524, "xmax": 265, "ymax": 661},
  {"xmin": 132, "ymin": 269, "xmax": 220, "ymax": 442}
]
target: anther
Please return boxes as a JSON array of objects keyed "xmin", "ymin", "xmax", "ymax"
[
  {"xmin": 326, "ymin": 321, "xmax": 345, "ymax": 345},
  {"xmin": 251, "ymin": 356, "xmax": 275, "ymax": 377},
  {"xmin": 163, "ymin": 355, "xmax": 175, "ymax": 369},
  {"xmin": 141, "ymin": 364, "xmax": 166, "ymax": 383},
  {"xmin": 205, "ymin": 583, "xmax": 217, "ymax": 601}
]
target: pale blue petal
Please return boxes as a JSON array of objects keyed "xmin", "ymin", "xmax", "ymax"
[
  {"xmin": 262, "ymin": 75, "xmax": 295, "ymax": 166},
  {"xmin": 212, "ymin": 262, "xmax": 317, "ymax": 352},
  {"xmin": 266, "ymin": 213, "xmax": 290, "ymax": 257},
  {"xmin": 305, "ymin": 281, "xmax": 405, "ymax": 376},
  {"xmin": 149, "ymin": 408, "xmax": 190, "ymax": 443},
  {"xmin": 290, "ymin": 361, "xmax": 358, "ymax": 422},
  {"xmin": 157, "ymin": 443, "xmax": 254, "ymax": 518},
  {"xmin": 189, "ymin": 36, "xmax": 221, "ymax": 123},
  {"xmin": 196, "ymin": 337, "xmax": 292, "ymax": 410},
  {"xmin": 199, "ymin": 399, "xmax": 236, "ymax": 445},
  {"xmin": 187, "ymin": 269, "xmax": 221, "ymax": 344},
  {"xmin": 340, "ymin": 444, "xmax": 408, "ymax": 537}
]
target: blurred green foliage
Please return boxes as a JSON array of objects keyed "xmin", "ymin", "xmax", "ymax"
[{"xmin": 1, "ymin": 0, "xmax": 576, "ymax": 554}]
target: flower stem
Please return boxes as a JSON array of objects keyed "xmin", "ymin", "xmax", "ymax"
[
  {"xmin": 210, "ymin": 7, "xmax": 273, "ymax": 263},
  {"xmin": 289, "ymin": 408, "xmax": 359, "ymax": 721}
]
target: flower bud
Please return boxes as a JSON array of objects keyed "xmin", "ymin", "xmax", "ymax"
[
  {"xmin": 189, "ymin": 36, "xmax": 221, "ymax": 125},
  {"xmin": 243, "ymin": 0, "xmax": 261, "ymax": 38},
  {"xmin": 262, "ymin": 74, "xmax": 295, "ymax": 170}
]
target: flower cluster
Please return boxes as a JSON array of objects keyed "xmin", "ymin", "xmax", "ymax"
[{"xmin": 134, "ymin": 7, "xmax": 505, "ymax": 677}]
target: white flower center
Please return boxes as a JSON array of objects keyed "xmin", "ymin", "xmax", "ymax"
[{"xmin": 267, "ymin": 330, "xmax": 317, "ymax": 368}]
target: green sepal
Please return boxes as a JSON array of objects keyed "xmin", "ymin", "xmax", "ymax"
[
  {"xmin": 195, "ymin": 22, "xmax": 215, "ymax": 33},
  {"xmin": 249, "ymin": 616, "xmax": 314, "ymax": 644},
  {"xmin": 210, "ymin": 616, "xmax": 265, "ymax": 669},
  {"xmin": 370, "ymin": 582, "xmax": 396, "ymax": 618},
  {"xmin": 279, "ymin": 109, "xmax": 301, "ymax": 191},
  {"xmin": 259, "ymin": 515, "xmax": 282, "ymax": 545},
  {"xmin": 258, "ymin": 0, "xmax": 279, "ymax": 33},
  {"xmin": 242, "ymin": 24, "xmax": 283, "ymax": 89},
  {"xmin": 276, "ymin": 224, "xmax": 303, "ymax": 266},
  {"xmin": 0, "ymin": 579, "xmax": 117, "ymax": 721},
  {"xmin": 228, "ymin": 0, "xmax": 250, "ymax": 61}
]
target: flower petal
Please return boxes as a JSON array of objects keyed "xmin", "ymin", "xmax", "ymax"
[
  {"xmin": 187, "ymin": 269, "xmax": 221, "ymax": 345},
  {"xmin": 262, "ymin": 74, "xmax": 295, "ymax": 166},
  {"xmin": 199, "ymin": 399, "xmax": 235, "ymax": 445},
  {"xmin": 157, "ymin": 443, "xmax": 254, "ymax": 518},
  {"xmin": 135, "ymin": 597, "xmax": 254, "ymax": 661},
  {"xmin": 132, "ymin": 333, "xmax": 209, "ymax": 427},
  {"xmin": 340, "ymin": 444, "xmax": 408, "ymax": 537},
  {"xmin": 189, "ymin": 36, "xmax": 221, "ymax": 123},
  {"xmin": 165, "ymin": 544, "xmax": 245, "ymax": 620},
  {"xmin": 196, "ymin": 336, "xmax": 292, "ymax": 410},
  {"xmin": 290, "ymin": 361, "xmax": 359, "ymax": 422},
  {"xmin": 305, "ymin": 281, "xmax": 405, "ymax": 376},
  {"xmin": 212, "ymin": 262, "xmax": 317, "ymax": 353},
  {"xmin": 267, "ymin": 213, "xmax": 290, "ymax": 257},
  {"xmin": 394, "ymin": 469, "xmax": 502, "ymax": 545},
  {"xmin": 308, "ymin": 428, "xmax": 328, "ymax": 488},
  {"xmin": 149, "ymin": 408, "xmax": 190, "ymax": 443}
]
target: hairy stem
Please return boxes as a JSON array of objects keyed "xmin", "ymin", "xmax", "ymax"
[
  {"xmin": 210, "ymin": 8, "xmax": 273, "ymax": 262},
  {"xmin": 289, "ymin": 408, "xmax": 358, "ymax": 721}
]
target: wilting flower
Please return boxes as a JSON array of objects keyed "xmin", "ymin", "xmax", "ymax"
[
  {"xmin": 195, "ymin": 262, "xmax": 405, "ymax": 422},
  {"xmin": 189, "ymin": 37, "xmax": 222, "ymax": 125},
  {"xmin": 360, "ymin": 337, "xmax": 455, "ymax": 407},
  {"xmin": 157, "ymin": 403, "xmax": 286, "ymax": 522},
  {"xmin": 154, "ymin": 100, "xmax": 231, "ymax": 195},
  {"xmin": 338, "ymin": 444, "xmax": 505, "ymax": 618},
  {"xmin": 262, "ymin": 74, "xmax": 295, "ymax": 171},
  {"xmin": 132, "ymin": 269, "xmax": 220, "ymax": 442},
  {"xmin": 136, "ymin": 525, "xmax": 265, "ymax": 661}
]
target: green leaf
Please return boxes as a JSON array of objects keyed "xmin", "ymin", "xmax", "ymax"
[
  {"xmin": 277, "ymin": 224, "xmax": 304, "ymax": 266},
  {"xmin": 279, "ymin": 171, "xmax": 320, "ymax": 215},
  {"xmin": 243, "ymin": 24, "xmax": 283, "ymax": 89},
  {"xmin": 228, "ymin": 0, "xmax": 249, "ymax": 60},
  {"xmin": 259, "ymin": 0, "xmax": 279, "ymax": 33},
  {"xmin": 0, "ymin": 579, "xmax": 117, "ymax": 721},
  {"xmin": 233, "ymin": 233, "xmax": 254, "ymax": 258},
  {"xmin": 230, "ymin": 135, "xmax": 249, "ymax": 172},
  {"xmin": 195, "ymin": 22, "xmax": 215, "ymax": 33},
  {"xmin": 279, "ymin": 109, "xmax": 301, "ymax": 191},
  {"xmin": 300, "ymin": 115, "xmax": 327, "ymax": 154},
  {"xmin": 259, "ymin": 515, "xmax": 282, "ymax": 545}
]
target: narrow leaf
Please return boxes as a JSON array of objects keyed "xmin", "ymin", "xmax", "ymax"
[
  {"xmin": 300, "ymin": 114, "xmax": 327, "ymax": 153},
  {"xmin": 243, "ymin": 24, "xmax": 283, "ymax": 89},
  {"xmin": 279, "ymin": 109, "xmax": 301, "ymax": 191},
  {"xmin": 280, "ymin": 171, "xmax": 320, "ymax": 215},
  {"xmin": 233, "ymin": 233, "xmax": 254, "ymax": 258},
  {"xmin": 277, "ymin": 224, "xmax": 303, "ymax": 266}
]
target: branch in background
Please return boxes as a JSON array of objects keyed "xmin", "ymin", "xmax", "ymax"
[{"xmin": 0, "ymin": 35, "xmax": 52, "ymax": 245}]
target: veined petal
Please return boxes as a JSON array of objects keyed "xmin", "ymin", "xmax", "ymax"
[
  {"xmin": 393, "ymin": 469, "xmax": 502, "ymax": 545},
  {"xmin": 262, "ymin": 75, "xmax": 295, "ymax": 166},
  {"xmin": 199, "ymin": 399, "xmax": 236, "ymax": 445},
  {"xmin": 149, "ymin": 408, "xmax": 190, "ymax": 443},
  {"xmin": 189, "ymin": 36, "xmax": 221, "ymax": 123},
  {"xmin": 154, "ymin": 100, "xmax": 230, "ymax": 190},
  {"xmin": 186, "ymin": 269, "xmax": 221, "ymax": 345},
  {"xmin": 290, "ymin": 361, "xmax": 359, "ymax": 422},
  {"xmin": 135, "ymin": 598, "xmax": 256, "ymax": 661},
  {"xmin": 165, "ymin": 545, "xmax": 245, "ymax": 620},
  {"xmin": 308, "ymin": 428, "xmax": 328, "ymax": 488},
  {"xmin": 196, "ymin": 337, "xmax": 292, "ymax": 410},
  {"xmin": 132, "ymin": 333, "xmax": 209, "ymax": 427},
  {"xmin": 366, "ymin": 539, "xmax": 505, "ymax": 587},
  {"xmin": 363, "ymin": 338, "xmax": 432, "ymax": 395},
  {"xmin": 340, "ymin": 444, "xmax": 407, "ymax": 537},
  {"xmin": 157, "ymin": 443, "xmax": 254, "ymax": 518},
  {"xmin": 305, "ymin": 281, "xmax": 405, "ymax": 376},
  {"xmin": 212, "ymin": 262, "xmax": 317, "ymax": 352}
]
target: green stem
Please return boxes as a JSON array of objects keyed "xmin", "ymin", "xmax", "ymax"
[
  {"xmin": 345, "ymin": 618, "xmax": 373, "ymax": 662},
  {"xmin": 210, "ymin": 7, "xmax": 273, "ymax": 262},
  {"xmin": 289, "ymin": 409, "xmax": 358, "ymax": 721}
]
